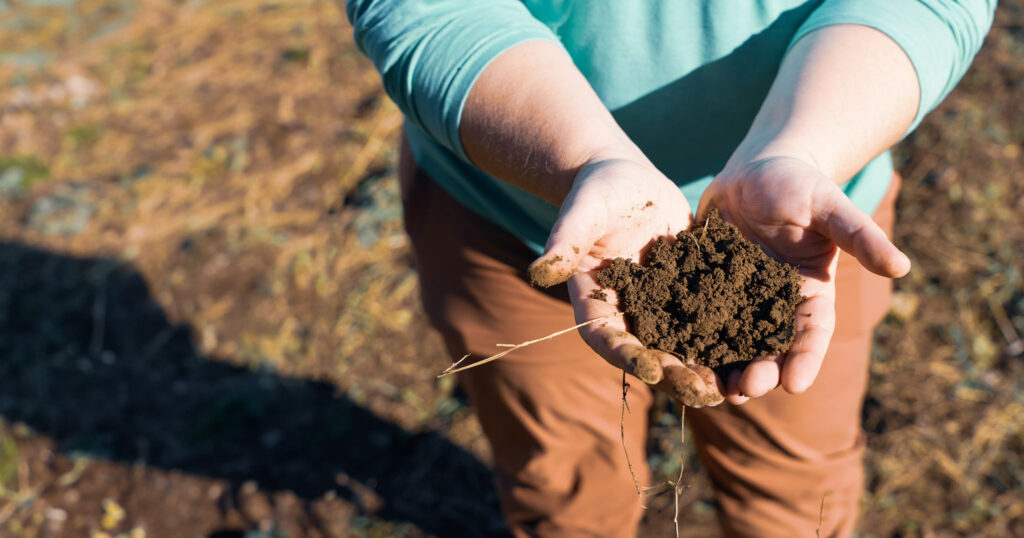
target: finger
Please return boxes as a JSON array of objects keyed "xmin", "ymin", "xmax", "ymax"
[
  {"xmin": 682, "ymin": 358, "xmax": 725, "ymax": 407},
  {"xmin": 726, "ymin": 394, "xmax": 750, "ymax": 406},
  {"xmin": 684, "ymin": 360, "xmax": 722, "ymax": 400},
  {"xmin": 568, "ymin": 273, "xmax": 663, "ymax": 384},
  {"xmin": 738, "ymin": 356, "xmax": 782, "ymax": 398},
  {"xmin": 813, "ymin": 184, "xmax": 911, "ymax": 278},
  {"xmin": 528, "ymin": 194, "xmax": 608, "ymax": 288},
  {"xmin": 694, "ymin": 179, "xmax": 723, "ymax": 224},
  {"xmin": 779, "ymin": 292, "xmax": 836, "ymax": 394},
  {"xmin": 581, "ymin": 324, "xmax": 665, "ymax": 385},
  {"xmin": 654, "ymin": 351, "xmax": 724, "ymax": 407},
  {"xmin": 724, "ymin": 369, "xmax": 750, "ymax": 405}
]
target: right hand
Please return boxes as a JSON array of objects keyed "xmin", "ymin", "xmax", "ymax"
[{"xmin": 527, "ymin": 156, "xmax": 725, "ymax": 407}]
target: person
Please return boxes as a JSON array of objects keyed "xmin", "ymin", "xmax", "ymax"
[{"xmin": 347, "ymin": 1, "xmax": 995, "ymax": 536}]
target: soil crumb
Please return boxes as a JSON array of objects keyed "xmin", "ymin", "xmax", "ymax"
[{"xmin": 595, "ymin": 210, "xmax": 803, "ymax": 368}]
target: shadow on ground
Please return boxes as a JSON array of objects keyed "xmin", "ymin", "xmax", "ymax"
[{"xmin": 0, "ymin": 242, "xmax": 505, "ymax": 537}]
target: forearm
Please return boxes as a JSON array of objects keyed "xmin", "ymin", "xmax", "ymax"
[
  {"xmin": 460, "ymin": 40, "xmax": 645, "ymax": 205},
  {"xmin": 727, "ymin": 24, "xmax": 920, "ymax": 183}
]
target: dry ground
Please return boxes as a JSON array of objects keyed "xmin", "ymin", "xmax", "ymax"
[{"xmin": 0, "ymin": 1, "xmax": 1021, "ymax": 536}]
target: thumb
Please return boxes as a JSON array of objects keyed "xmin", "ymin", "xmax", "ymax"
[
  {"xmin": 694, "ymin": 180, "xmax": 723, "ymax": 224},
  {"xmin": 527, "ymin": 194, "xmax": 607, "ymax": 288},
  {"xmin": 814, "ymin": 184, "xmax": 911, "ymax": 278}
]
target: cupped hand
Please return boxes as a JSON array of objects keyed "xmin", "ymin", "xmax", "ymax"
[
  {"xmin": 527, "ymin": 157, "xmax": 724, "ymax": 408},
  {"xmin": 696, "ymin": 156, "xmax": 910, "ymax": 404}
]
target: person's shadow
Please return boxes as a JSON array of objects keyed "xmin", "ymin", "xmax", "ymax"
[{"xmin": 0, "ymin": 242, "xmax": 506, "ymax": 537}]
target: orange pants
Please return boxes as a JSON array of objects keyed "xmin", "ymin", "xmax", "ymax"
[{"xmin": 402, "ymin": 143, "xmax": 896, "ymax": 537}]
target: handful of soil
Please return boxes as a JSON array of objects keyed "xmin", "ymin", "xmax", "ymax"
[{"xmin": 595, "ymin": 210, "xmax": 803, "ymax": 369}]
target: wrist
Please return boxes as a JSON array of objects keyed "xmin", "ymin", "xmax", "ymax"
[
  {"xmin": 579, "ymin": 136, "xmax": 651, "ymax": 170},
  {"xmin": 568, "ymin": 154, "xmax": 684, "ymax": 225},
  {"xmin": 724, "ymin": 131, "xmax": 838, "ymax": 184}
]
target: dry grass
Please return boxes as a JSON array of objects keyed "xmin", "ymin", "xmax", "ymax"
[
  {"xmin": 0, "ymin": 0, "xmax": 438, "ymax": 426},
  {"xmin": 0, "ymin": 0, "xmax": 1021, "ymax": 536},
  {"xmin": 860, "ymin": 6, "xmax": 1024, "ymax": 534}
]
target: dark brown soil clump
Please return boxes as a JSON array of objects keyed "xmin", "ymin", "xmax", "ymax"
[{"xmin": 596, "ymin": 210, "xmax": 803, "ymax": 369}]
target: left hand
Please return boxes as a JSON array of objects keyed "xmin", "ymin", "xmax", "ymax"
[{"xmin": 696, "ymin": 155, "xmax": 910, "ymax": 404}]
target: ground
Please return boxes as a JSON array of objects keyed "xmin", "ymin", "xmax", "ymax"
[{"xmin": 0, "ymin": 1, "xmax": 1021, "ymax": 537}]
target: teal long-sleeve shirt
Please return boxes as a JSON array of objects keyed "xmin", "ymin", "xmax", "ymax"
[{"xmin": 347, "ymin": 0, "xmax": 995, "ymax": 253}]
